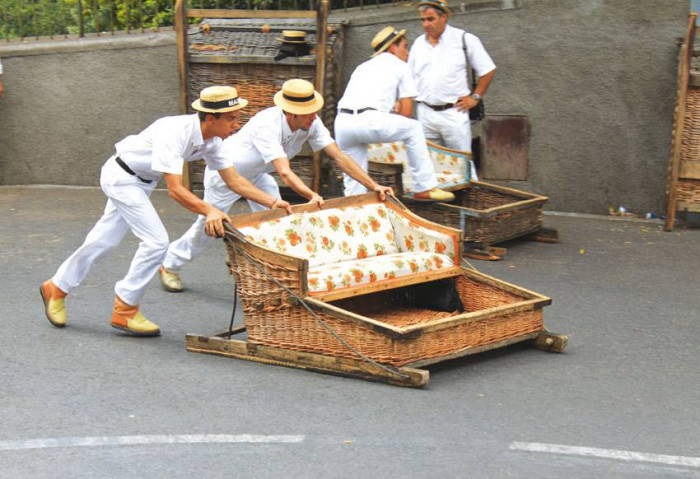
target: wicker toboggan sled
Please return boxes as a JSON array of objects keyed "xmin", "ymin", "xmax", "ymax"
[
  {"xmin": 185, "ymin": 194, "xmax": 566, "ymax": 387},
  {"xmin": 366, "ymin": 141, "xmax": 556, "ymax": 260}
]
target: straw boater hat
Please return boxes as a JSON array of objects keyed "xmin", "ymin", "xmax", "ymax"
[
  {"xmin": 276, "ymin": 30, "xmax": 308, "ymax": 44},
  {"xmin": 416, "ymin": 0, "xmax": 452, "ymax": 15},
  {"xmin": 191, "ymin": 86, "xmax": 248, "ymax": 113},
  {"xmin": 273, "ymin": 79, "xmax": 324, "ymax": 115},
  {"xmin": 274, "ymin": 30, "xmax": 311, "ymax": 61},
  {"xmin": 371, "ymin": 26, "xmax": 406, "ymax": 57}
]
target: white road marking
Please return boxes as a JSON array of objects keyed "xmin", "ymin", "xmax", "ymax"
[
  {"xmin": 0, "ymin": 434, "xmax": 305, "ymax": 451},
  {"xmin": 510, "ymin": 442, "xmax": 700, "ymax": 468}
]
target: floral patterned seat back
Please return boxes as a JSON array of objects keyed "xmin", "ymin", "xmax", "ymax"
[
  {"xmin": 237, "ymin": 203, "xmax": 457, "ymax": 265},
  {"xmin": 368, "ymin": 141, "xmax": 471, "ymax": 193},
  {"xmin": 237, "ymin": 203, "xmax": 399, "ymax": 266},
  {"xmin": 237, "ymin": 202, "xmax": 459, "ymax": 294}
]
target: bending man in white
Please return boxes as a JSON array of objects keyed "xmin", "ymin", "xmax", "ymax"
[
  {"xmin": 334, "ymin": 26, "xmax": 455, "ymax": 202},
  {"xmin": 41, "ymin": 86, "xmax": 292, "ymax": 337}
]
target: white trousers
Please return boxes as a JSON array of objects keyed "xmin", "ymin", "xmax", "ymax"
[
  {"xmin": 162, "ymin": 167, "xmax": 279, "ymax": 272},
  {"xmin": 416, "ymin": 103, "xmax": 479, "ymax": 180},
  {"xmin": 334, "ymin": 110, "xmax": 437, "ymax": 196},
  {"xmin": 52, "ymin": 157, "xmax": 167, "ymax": 306}
]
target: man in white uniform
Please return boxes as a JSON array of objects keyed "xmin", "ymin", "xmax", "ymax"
[
  {"xmin": 409, "ymin": 0, "xmax": 496, "ymax": 177},
  {"xmin": 159, "ymin": 79, "xmax": 393, "ymax": 292},
  {"xmin": 334, "ymin": 26, "xmax": 455, "ymax": 202},
  {"xmin": 40, "ymin": 86, "xmax": 292, "ymax": 337}
]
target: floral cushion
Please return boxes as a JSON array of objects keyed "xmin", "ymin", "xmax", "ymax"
[
  {"xmin": 368, "ymin": 141, "xmax": 471, "ymax": 193},
  {"xmin": 386, "ymin": 206, "xmax": 457, "ymax": 262},
  {"xmin": 367, "ymin": 142, "xmax": 406, "ymax": 165},
  {"xmin": 237, "ymin": 212, "xmax": 310, "ymax": 260},
  {"xmin": 297, "ymin": 204, "xmax": 399, "ymax": 267},
  {"xmin": 238, "ymin": 202, "xmax": 458, "ymax": 294},
  {"xmin": 307, "ymin": 252, "xmax": 455, "ymax": 294},
  {"xmin": 238, "ymin": 203, "xmax": 399, "ymax": 267},
  {"xmin": 436, "ymin": 173, "xmax": 468, "ymax": 188}
]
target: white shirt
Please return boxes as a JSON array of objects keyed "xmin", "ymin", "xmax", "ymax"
[
  {"xmin": 220, "ymin": 106, "xmax": 334, "ymax": 179},
  {"xmin": 0, "ymin": 59, "xmax": 3, "ymax": 75},
  {"xmin": 409, "ymin": 24, "xmax": 496, "ymax": 105},
  {"xmin": 114, "ymin": 114, "xmax": 231, "ymax": 181},
  {"xmin": 338, "ymin": 53, "xmax": 417, "ymax": 113}
]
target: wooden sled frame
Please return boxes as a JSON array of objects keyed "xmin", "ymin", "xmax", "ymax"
[
  {"xmin": 463, "ymin": 226, "xmax": 560, "ymax": 261},
  {"xmin": 185, "ymin": 327, "xmax": 567, "ymax": 388}
]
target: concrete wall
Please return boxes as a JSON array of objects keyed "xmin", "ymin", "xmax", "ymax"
[
  {"xmin": 0, "ymin": 0, "xmax": 689, "ymax": 214},
  {"xmin": 0, "ymin": 33, "xmax": 179, "ymax": 186}
]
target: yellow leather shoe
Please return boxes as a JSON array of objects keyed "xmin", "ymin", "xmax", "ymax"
[
  {"xmin": 159, "ymin": 266, "xmax": 183, "ymax": 292},
  {"xmin": 110, "ymin": 296, "xmax": 160, "ymax": 337},
  {"xmin": 40, "ymin": 279, "xmax": 67, "ymax": 328},
  {"xmin": 411, "ymin": 188, "xmax": 456, "ymax": 203}
]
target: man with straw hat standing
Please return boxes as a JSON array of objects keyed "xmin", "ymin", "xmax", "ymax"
[
  {"xmin": 409, "ymin": 0, "xmax": 496, "ymax": 177},
  {"xmin": 40, "ymin": 86, "xmax": 292, "ymax": 337},
  {"xmin": 334, "ymin": 26, "xmax": 455, "ymax": 202},
  {"xmin": 158, "ymin": 79, "xmax": 393, "ymax": 292}
]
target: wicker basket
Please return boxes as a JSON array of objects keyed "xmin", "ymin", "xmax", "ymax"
[
  {"xmin": 411, "ymin": 181, "xmax": 547, "ymax": 247},
  {"xmin": 674, "ymin": 88, "xmax": 700, "ymax": 208},
  {"xmin": 226, "ymin": 248, "xmax": 548, "ymax": 366},
  {"xmin": 185, "ymin": 20, "xmax": 344, "ymax": 191},
  {"xmin": 222, "ymin": 193, "xmax": 549, "ymax": 367}
]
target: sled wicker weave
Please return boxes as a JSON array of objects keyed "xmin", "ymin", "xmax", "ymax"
[
  {"xmin": 410, "ymin": 181, "xmax": 547, "ymax": 246},
  {"xmin": 223, "ymin": 194, "xmax": 550, "ymax": 367}
]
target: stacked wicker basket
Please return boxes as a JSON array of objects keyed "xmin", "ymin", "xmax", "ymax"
[{"xmin": 184, "ymin": 18, "xmax": 344, "ymax": 191}]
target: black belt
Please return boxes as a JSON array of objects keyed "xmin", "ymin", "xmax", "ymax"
[
  {"xmin": 419, "ymin": 101, "xmax": 454, "ymax": 112},
  {"xmin": 115, "ymin": 156, "xmax": 154, "ymax": 184},
  {"xmin": 339, "ymin": 107, "xmax": 376, "ymax": 115}
]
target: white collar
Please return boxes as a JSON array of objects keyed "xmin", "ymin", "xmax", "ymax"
[
  {"xmin": 280, "ymin": 108, "xmax": 294, "ymax": 139},
  {"xmin": 190, "ymin": 114, "xmax": 205, "ymax": 146}
]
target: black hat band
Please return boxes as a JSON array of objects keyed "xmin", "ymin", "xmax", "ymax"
[
  {"xmin": 283, "ymin": 92, "xmax": 316, "ymax": 103},
  {"xmin": 282, "ymin": 34, "xmax": 306, "ymax": 42},
  {"xmin": 374, "ymin": 30, "xmax": 400, "ymax": 52},
  {"xmin": 201, "ymin": 97, "xmax": 239, "ymax": 110}
]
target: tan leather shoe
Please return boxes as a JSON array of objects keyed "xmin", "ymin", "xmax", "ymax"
[
  {"xmin": 110, "ymin": 295, "xmax": 160, "ymax": 337},
  {"xmin": 40, "ymin": 279, "xmax": 67, "ymax": 328},
  {"xmin": 159, "ymin": 266, "xmax": 183, "ymax": 292},
  {"xmin": 411, "ymin": 188, "xmax": 456, "ymax": 202}
]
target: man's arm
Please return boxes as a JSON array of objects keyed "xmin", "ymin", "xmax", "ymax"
[
  {"xmin": 323, "ymin": 142, "xmax": 393, "ymax": 200},
  {"xmin": 162, "ymin": 172, "xmax": 231, "ymax": 237},
  {"xmin": 217, "ymin": 166, "xmax": 293, "ymax": 213},
  {"xmin": 272, "ymin": 157, "xmax": 323, "ymax": 206},
  {"xmin": 455, "ymin": 69, "xmax": 495, "ymax": 113},
  {"xmin": 394, "ymin": 97, "xmax": 413, "ymax": 118}
]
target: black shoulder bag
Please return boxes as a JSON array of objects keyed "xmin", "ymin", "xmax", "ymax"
[{"xmin": 462, "ymin": 32, "xmax": 485, "ymax": 121}]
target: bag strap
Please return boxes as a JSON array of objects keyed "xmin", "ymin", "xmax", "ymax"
[{"xmin": 462, "ymin": 32, "xmax": 477, "ymax": 92}]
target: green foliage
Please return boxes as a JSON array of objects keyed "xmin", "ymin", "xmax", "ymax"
[
  {"xmin": 0, "ymin": 0, "xmax": 393, "ymax": 40},
  {"xmin": 0, "ymin": 0, "xmax": 177, "ymax": 39}
]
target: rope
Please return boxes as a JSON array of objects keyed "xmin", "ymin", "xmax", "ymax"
[
  {"xmin": 223, "ymin": 224, "xmax": 410, "ymax": 380},
  {"xmin": 460, "ymin": 256, "xmax": 477, "ymax": 271},
  {"xmin": 227, "ymin": 282, "xmax": 238, "ymax": 340}
]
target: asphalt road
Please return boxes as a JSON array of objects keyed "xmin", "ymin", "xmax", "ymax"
[{"xmin": 1, "ymin": 186, "xmax": 699, "ymax": 479}]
